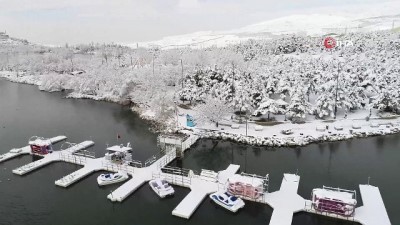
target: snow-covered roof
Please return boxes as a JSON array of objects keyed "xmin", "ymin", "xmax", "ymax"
[
  {"xmin": 228, "ymin": 174, "xmax": 264, "ymax": 187},
  {"xmin": 313, "ymin": 188, "xmax": 356, "ymax": 204},
  {"xmin": 29, "ymin": 139, "xmax": 52, "ymax": 146},
  {"xmin": 106, "ymin": 145, "xmax": 132, "ymax": 152},
  {"xmin": 275, "ymin": 99, "xmax": 288, "ymax": 106}
]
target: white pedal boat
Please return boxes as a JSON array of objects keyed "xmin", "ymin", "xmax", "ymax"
[
  {"xmin": 149, "ymin": 178, "xmax": 175, "ymax": 198},
  {"xmin": 97, "ymin": 171, "xmax": 129, "ymax": 186},
  {"xmin": 210, "ymin": 191, "xmax": 245, "ymax": 212}
]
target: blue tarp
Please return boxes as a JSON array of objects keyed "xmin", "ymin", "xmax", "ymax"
[{"xmin": 186, "ymin": 114, "xmax": 196, "ymax": 127}]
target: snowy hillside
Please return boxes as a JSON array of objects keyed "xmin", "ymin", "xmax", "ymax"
[
  {"xmin": 0, "ymin": 32, "xmax": 30, "ymax": 46},
  {"xmin": 131, "ymin": 1, "xmax": 400, "ymax": 49}
]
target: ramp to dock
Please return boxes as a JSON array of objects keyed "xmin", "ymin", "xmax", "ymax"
[
  {"xmin": 265, "ymin": 174, "xmax": 305, "ymax": 225},
  {"xmin": 107, "ymin": 174, "xmax": 147, "ymax": 202},
  {"xmin": 0, "ymin": 136, "xmax": 67, "ymax": 163},
  {"xmin": 355, "ymin": 184, "xmax": 391, "ymax": 225}
]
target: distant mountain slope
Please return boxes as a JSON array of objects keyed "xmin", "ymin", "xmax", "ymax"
[
  {"xmin": 0, "ymin": 32, "xmax": 30, "ymax": 46},
  {"xmin": 130, "ymin": 1, "xmax": 400, "ymax": 49}
]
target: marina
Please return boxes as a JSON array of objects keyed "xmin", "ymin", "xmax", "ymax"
[
  {"xmin": 0, "ymin": 134, "xmax": 392, "ymax": 225},
  {"xmin": 0, "ymin": 80, "xmax": 397, "ymax": 225}
]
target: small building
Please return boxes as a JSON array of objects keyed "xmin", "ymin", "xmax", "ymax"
[
  {"xmin": 105, "ymin": 143, "xmax": 133, "ymax": 164},
  {"xmin": 158, "ymin": 133, "xmax": 195, "ymax": 158},
  {"xmin": 29, "ymin": 137, "xmax": 53, "ymax": 155},
  {"xmin": 311, "ymin": 186, "xmax": 357, "ymax": 217}
]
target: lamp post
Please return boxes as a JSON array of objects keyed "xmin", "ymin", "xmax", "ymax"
[
  {"xmin": 334, "ymin": 62, "xmax": 341, "ymax": 119},
  {"xmin": 174, "ymin": 101, "xmax": 178, "ymax": 130},
  {"xmin": 245, "ymin": 113, "xmax": 248, "ymax": 136}
]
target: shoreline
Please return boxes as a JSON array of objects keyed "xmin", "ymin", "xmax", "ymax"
[{"xmin": 2, "ymin": 73, "xmax": 400, "ymax": 148}]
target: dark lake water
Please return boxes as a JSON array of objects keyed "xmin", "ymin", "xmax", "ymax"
[{"xmin": 0, "ymin": 79, "xmax": 398, "ymax": 225}]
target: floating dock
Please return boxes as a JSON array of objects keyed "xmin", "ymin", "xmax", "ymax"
[
  {"xmin": 0, "ymin": 136, "xmax": 67, "ymax": 163},
  {"xmin": 107, "ymin": 173, "xmax": 148, "ymax": 202},
  {"xmin": 4, "ymin": 133, "xmax": 392, "ymax": 225},
  {"xmin": 55, "ymin": 165, "xmax": 97, "ymax": 187},
  {"xmin": 12, "ymin": 140, "xmax": 94, "ymax": 175},
  {"xmin": 264, "ymin": 174, "xmax": 305, "ymax": 225},
  {"xmin": 172, "ymin": 164, "xmax": 240, "ymax": 219},
  {"xmin": 354, "ymin": 185, "xmax": 391, "ymax": 225}
]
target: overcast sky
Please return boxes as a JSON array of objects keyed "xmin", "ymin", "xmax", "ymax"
[{"xmin": 0, "ymin": 0, "xmax": 397, "ymax": 45}]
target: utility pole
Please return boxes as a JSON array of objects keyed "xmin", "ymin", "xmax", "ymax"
[
  {"xmin": 334, "ymin": 62, "xmax": 340, "ymax": 119},
  {"xmin": 245, "ymin": 114, "xmax": 248, "ymax": 136},
  {"xmin": 180, "ymin": 59, "xmax": 184, "ymax": 89}
]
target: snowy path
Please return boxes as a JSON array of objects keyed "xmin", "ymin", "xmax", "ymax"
[{"xmin": 177, "ymin": 107, "xmax": 400, "ymax": 147}]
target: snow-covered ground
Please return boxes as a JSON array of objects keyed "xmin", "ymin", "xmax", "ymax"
[
  {"xmin": 176, "ymin": 106, "xmax": 400, "ymax": 147},
  {"xmin": 3, "ymin": 70, "xmax": 399, "ymax": 148}
]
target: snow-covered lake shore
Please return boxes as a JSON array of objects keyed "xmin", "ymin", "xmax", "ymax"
[{"xmin": 2, "ymin": 72, "xmax": 400, "ymax": 148}]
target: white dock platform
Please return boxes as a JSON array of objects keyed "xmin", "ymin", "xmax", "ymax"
[
  {"xmin": 12, "ymin": 140, "xmax": 94, "ymax": 175},
  {"xmin": 0, "ymin": 136, "xmax": 67, "ymax": 163},
  {"xmin": 172, "ymin": 190, "xmax": 209, "ymax": 219},
  {"xmin": 354, "ymin": 184, "xmax": 391, "ymax": 225},
  {"xmin": 13, "ymin": 156, "xmax": 55, "ymax": 175},
  {"xmin": 217, "ymin": 164, "xmax": 240, "ymax": 183},
  {"xmin": 265, "ymin": 174, "xmax": 305, "ymax": 225},
  {"xmin": 55, "ymin": 166, "xmax": 97, "ymax": 187},
  {"xmin": 107, "ymin": 174, "xmax": 148, "ymax": 202},
  {"xmin": 172, "ymin": 164, "xmax": 240, "ymax": 219}
]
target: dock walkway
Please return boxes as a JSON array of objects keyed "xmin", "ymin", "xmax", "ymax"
[
  {"xmin": 172, "ymin": 164, "xmax": 240, "ymax": 219},
  {"xmin": 354, "ymin": 184, "xmax": 391, "ymax": 225},
  {"xmin": 264, "ymin": 174, "xmax": 305, "ymax": 225},
  {"xmin": 12, "ymin": 140, "xmax": 94, "ymax": 175}
]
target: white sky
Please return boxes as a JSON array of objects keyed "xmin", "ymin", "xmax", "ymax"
[{"xmin": 0, "ymin": 0, "xmax": 398, "ymax": 45}]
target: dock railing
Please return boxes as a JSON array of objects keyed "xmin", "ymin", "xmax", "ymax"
[
  {"xmin": 157, "ymin": 150, "xmax": 176, "ymax": 170},
  {"xmin": 181, "ymin": 135, "xmax": 199, "ymax": 152},
  {"xmin": 102, "ymin": 161, "xmax": 135, "ymax": 174},
  {"xmin": 155, "ymin": 166, "xmax": 194, "ymax": 187},
  {"xmin": 59, "ymin": 152, "xmax": 86, "ymax": 165}
]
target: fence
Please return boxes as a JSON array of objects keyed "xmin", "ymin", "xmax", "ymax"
[
  {"xmin": 157, "ymin": 150, "xmax": 176, "ymax": 170},
  {"xmin": 102, "ymin": 161, "xmax": 135, "ymax": 174},
  {"xmin": 154, "ymin": 166, "xmax": 194, "ymax": 187},
  {"xmin": 59, "ymin": 152, "xmax": 86, "ymax": 165}
]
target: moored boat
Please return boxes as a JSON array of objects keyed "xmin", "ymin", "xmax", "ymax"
[
  {"xmin": 149, "ymin": 178, "xmax": 175, "ymax": 198},
  {"xmin": 97, "ymin": 171, "xmax": 129, "ymax": 186},
  {"xmin": 311, "ymin": 186, "xmax": 357, "ymax": 217},
  {"xmin": 209, "ymin": 191, "xmax": 245, "ymax": 212}
]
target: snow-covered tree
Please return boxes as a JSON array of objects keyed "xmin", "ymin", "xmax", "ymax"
[
  {"xmin": 194, "ymin": 96, "xmax": 232, "ymax": 126},
  {"xmin": 286, "ymin": 92, "xmax": 311, "ymax": 122}
]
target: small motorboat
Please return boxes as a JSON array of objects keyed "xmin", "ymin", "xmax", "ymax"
[
  {"xmin": 97, "ymin": 171, "xmax": 129, "ymax": 186},
  {"xmin": 149, "ymin": 178, "xmax": 175, "ymax": 198},
  {"xmin": 209, "ymin": 191, "xmax": 245, "ymax": 212}
]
